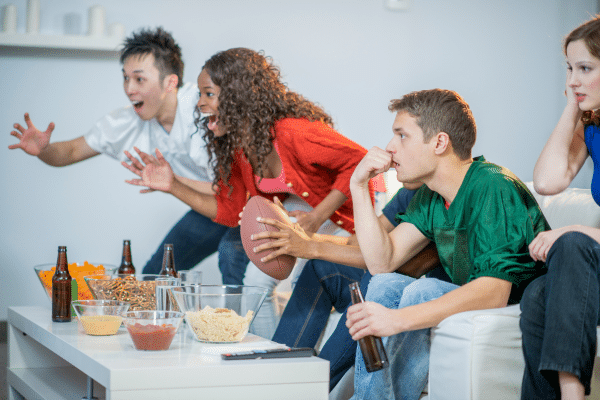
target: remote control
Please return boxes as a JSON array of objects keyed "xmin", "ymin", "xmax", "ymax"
[{"xmin": 221, "ymin": 347, "xmax": 316, "ymax": 360}]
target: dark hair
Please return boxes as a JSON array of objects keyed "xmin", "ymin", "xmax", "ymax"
[
  {"xmin": 389, "ymin": 89, "xmax": 476, "ymax": 160},
  {"xmin": 120, "ymin": 27, "xmax": 184, "ymax": 88},
  {"xmin": 564, "ymin": 15, "xmax": 600, "ymax": 59},
  {"xmin": 198, "ymin": 48, "xmax": 333, "ymax": 192}
]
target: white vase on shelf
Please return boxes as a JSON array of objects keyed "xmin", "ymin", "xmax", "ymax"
[{"xmin": 2, "ymin": 4, "xmax": 17, "ymax": 34}]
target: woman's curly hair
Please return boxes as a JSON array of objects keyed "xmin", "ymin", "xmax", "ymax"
[{"xmin": 196, "ymin": 48, "xmax": 333, "ymax": 193}]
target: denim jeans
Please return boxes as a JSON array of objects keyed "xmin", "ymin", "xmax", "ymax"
[
  {"xmin": 520, "ymin": 231, "xmax": 600, "ymax": 399},
  {"xmin": 350, "ymin": 274, "xmax": 458, "ymax": 400},
  {"xmin": 217, "ymin": 226, "xmax": 250, "ymax": 285},
  {"xmin": 271, "ymin": 259, "xmax": 367, "ymax": 390},
  {"xmin": 142, "ymin": 210, "xmax": 249, "ymax": 282}
]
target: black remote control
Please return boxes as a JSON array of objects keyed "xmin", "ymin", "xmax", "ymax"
[{"xmin": 221, "ymin": 347, "xmax": 316, "ymax": 360}]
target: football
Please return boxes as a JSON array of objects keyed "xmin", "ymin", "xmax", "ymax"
[{"xmin": 240, "ymin": 196, "xmax": 297, "ymax": 280}]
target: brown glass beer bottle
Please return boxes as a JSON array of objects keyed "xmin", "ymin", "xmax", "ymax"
[
  {"xmin": 118, "ymin": 240, "xmax": 135, "ymax": 275},
  {"xmin": 52, "ymin": 246, "xmax": 72, "ymax": 322},
  {"xmin": 159, "ymin": 244, "xmax": 178, "ymax": 277},
  {"xmin": 349, "ymin": 282, "xmax": 388, "ymax": 372}
]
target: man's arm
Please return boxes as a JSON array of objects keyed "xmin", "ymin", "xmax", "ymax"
[
  {"xmin": 351, "ymin": 147, "xmax": 431, "ymax": 273},
  {"xmin": 347, "ymin": 276, "xmax": 511, "ymax": 340},
  {"xmin": 252, "ymin": 213, "xmax": 395, "ymax": 268},
  {"xmin": 9, "ymin": 113, "xmax": 99, "ymax": 166},
  {"xmin": 38, "ymin": 136, "xmax": 100, "ymax": 166},
  {"xmin": 254, "ymin": 204, "xmax": 441, "ymax": 277}
]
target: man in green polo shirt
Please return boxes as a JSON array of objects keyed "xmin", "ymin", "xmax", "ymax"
[{"xmin": 345, "ymin": 89, "xmax": 549, "ymax": 400}]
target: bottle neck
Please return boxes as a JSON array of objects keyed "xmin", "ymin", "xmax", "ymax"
[
  {"xmin": 55, "ymin": 248, "xmax": 70, "ymax": 276},
  {"xmin": 160, "ymin": 248, "xmax": 176, "ymax": 274}
]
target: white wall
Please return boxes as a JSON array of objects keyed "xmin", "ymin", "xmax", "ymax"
[{"xmin": 0, "ymin": 0, "xmax": 597, "ymax": 320}]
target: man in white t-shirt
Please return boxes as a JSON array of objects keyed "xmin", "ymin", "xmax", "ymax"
[{"xmin": 8, "ymin": 27, "xmax": 248, "ymax": 279}]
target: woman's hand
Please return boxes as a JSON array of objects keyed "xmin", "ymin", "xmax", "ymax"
[
  {"xmin": 288, "ymin": 210, "xmax": 323, "ymax": 234},
  {"xmin": 529, "ymin": 227, "xmax": 569, "ymax": 262},
  {"xmin": 123, "ymin": 147, "xmax": 175, "ymax": 193},
  {"xmin": 8, "ymin": 113, "xmax": 54, "ymax": 156}
]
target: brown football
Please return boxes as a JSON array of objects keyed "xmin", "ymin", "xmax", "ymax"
[{"xmin": 240, "ymin": 196, "xmax": 297, "ymax": 280}]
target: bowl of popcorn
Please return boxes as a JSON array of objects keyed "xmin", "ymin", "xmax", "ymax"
[
  {"xmin": 71, "ymin": 300, "xmax": 130, "ymax": 336},
  {"xmin": 171, "ymin": 285, "xmax": 268, "ymax": 343},
  {"xmin": 84, "ymin": 274, "xmax": 167, "ymax": 311},
  {"xmin": 123, "ymin": 310, "xmax": 184, "ymax": 351},
  {"xmin": 34, "ymin": 262, "xmax": 118, "ymax": 302}
]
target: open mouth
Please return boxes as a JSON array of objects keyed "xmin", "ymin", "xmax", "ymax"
[
  {"xmin": 203, "ymin": 113, "xmax": 219, "ymax": 132},
  {"xmin": 132, "ymin": 100, "xmax": 143, "ymax": 110}
]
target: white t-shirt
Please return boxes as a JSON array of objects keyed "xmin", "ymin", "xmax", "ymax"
[{"xmin": 84, "ymin": 83, "xmax": 211, "ymax": 182}]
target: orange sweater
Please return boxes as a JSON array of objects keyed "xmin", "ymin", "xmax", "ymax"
[{"xmin": 213, "ymin": 117, "xmax": 374, "ymax": 233}]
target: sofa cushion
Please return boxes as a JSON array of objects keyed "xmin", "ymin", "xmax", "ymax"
[{"xmin": 525, "ymin": 182, "xmax": 600, "ymax": 229}]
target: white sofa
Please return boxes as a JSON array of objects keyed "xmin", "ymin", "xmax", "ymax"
[{"xmin": 329, "ymin": 182, "xmax": 600, "ymax": 400}]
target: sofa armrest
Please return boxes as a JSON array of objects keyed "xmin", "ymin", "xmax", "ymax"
[{"xmin": 428, "ymin": 304, "xmax": 523, "ymax": 400}]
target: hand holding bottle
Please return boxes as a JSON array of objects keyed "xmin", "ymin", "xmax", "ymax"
[{"xmin": 348, "ymin": 282, "xmax": 388, "ymax": 372}]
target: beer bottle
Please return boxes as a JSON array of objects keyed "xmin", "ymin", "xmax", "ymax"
[
  {"xmin": 118, "ymin": 240, "xmax": 135, "ymax": 275},
  {"xmin": 349, "ymin": 282, "xmax": 388, "ymax": 372},
  {"xmin": 52, "ymin": 246, "xmax": 72, "ymax": 322},
  {"xmin": 159, "ymin": 244, "xmax": 178, "ymax": 277}
]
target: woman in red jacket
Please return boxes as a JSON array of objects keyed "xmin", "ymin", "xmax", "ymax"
[{"xmin": 124, "ymin": 47, "xmax": 373, "ymax": 337}]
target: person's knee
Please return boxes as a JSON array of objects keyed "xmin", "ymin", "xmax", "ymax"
[
  {"xmin": 519, "ymin": 276, "xmax": 546, "ymax": 330},
  {"xmin": 399, "ymin": 278, "xmax": 447, "ymax": 308},
  {"xmin": 364, "ymin": 273, "xmax": 413, "ymax": 304},
  {"xmin": 547, "ymin": 231, "xmax": 600, "ymax": 275},
  {"xmin": 549, "ymin": 231, "xmax": 596, "ymax": 259}
]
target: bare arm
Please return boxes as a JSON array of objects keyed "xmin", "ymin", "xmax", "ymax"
[
  {"xmin": 123, "ymin": 148, "xmax": 216, "ymax": 195},
  {"xmin": 253, "ymin": 212, "xmax": 395, "ymax": 268},
  {"xmin": 289, "ymin": 189, "xmax": 348, "ymax": 233},
  {"xmin": 9, "ymin": 113, "xmax": 99, "ymax": 166},
  {"xmin": 124, "ymin": 148, "xmax": 219, "ymax": 219},
  {"xmin": 38, "ymin": 136, "xmax": 100, "ymax": 166},
  {"xmin": 533, "ymin": 81, "xmax": 589, "ymax": 195},
  {"xmin": 350, "ymin": 147, "xmax": 430, "ymax": 273},
  {"xmin": 169, "ymin": 177, "xmax": 218, "ymax": 219},
  {"xmin": 346, "ymin": 276, "xmax": 511, "ymax": 340},
  {"xmin": 176, "ymin": 176, "xmax": 216, "ymax": 195}
]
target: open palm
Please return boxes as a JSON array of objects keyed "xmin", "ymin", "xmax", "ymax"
[
  {"xmin": 8, "ymin": 113, "xmax": 54, "ymax": 156},
  {"xmin": 124, "ymin": 148, "xmax": 174, "ymax": 193}
]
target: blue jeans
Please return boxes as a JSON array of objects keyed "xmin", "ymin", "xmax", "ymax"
[
  {"xmin": 142, "ymin": 210, "xmax": 249, "ymax": 284},
  {"xmin": 520, "ymin": 231, "xmax": 600, "ymax": 399},
  {"xmin": 217, "ymin": 226, "xmax": 250, "ymax": 285},
  {"xmin": 271, "ymin": 259, "xmax": 367, "ymax": 390},
  {"xmin": 351, "ymin": 274, "xmax": 458, "ymax": 400}
]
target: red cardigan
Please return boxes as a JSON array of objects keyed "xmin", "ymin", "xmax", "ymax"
[{"xmin": 213, "ymin": 117, "xmax": 374, "ymax": 233}]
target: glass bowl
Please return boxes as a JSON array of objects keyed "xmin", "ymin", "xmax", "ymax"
[
  {"xmin": 34, "ymin": 262, "xmax": 118, "ymax": 301},
  {"xmin": 122, "ymin": 310, "xmax": 184, "ymax": 351},
  {"xmin": 171, "ymin": 285, "xmax": 268, "ymax": 343},
  {"xmin": 84, "ymin": 274, "xmax": 168, "ymax": 311},
  {"xmin": 71, "ymin": 300, "xmax": 130, "ymax": 336}
]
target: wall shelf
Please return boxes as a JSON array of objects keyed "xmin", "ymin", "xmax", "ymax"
[{"xmin": 0, "ymin": 33, "xmax": 122, "ymax": 52}]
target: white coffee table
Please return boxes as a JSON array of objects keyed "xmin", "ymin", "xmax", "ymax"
[{"xmin": 7, "ymin": 306, "xmax": 329, "ymax": 400}]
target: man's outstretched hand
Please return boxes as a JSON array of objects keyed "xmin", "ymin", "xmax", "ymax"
[{"xmin": 9, "ymin": 113, "xmax": 55, "ymax": 156}]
